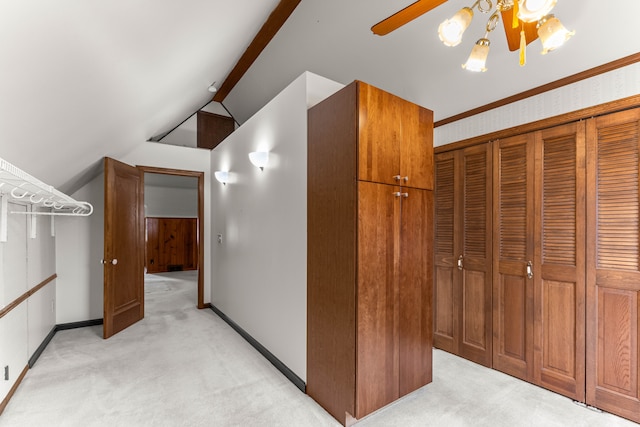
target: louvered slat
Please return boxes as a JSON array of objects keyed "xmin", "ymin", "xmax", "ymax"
[
  {"xmin": 543, "ymin": 135, "xmax": 577, "ymax": 265},
  {"xmin": 597, "ymin": 122, "xmax": 640, "ymax": 271},
  {"xmin": 464, "ymin": 151, "xmax": 487, "ymax": 258},
  {"xmin": 500, "ymin": 144, "xmax": 527, "ymax": 260},
  {"xmin": 435, "ymin": 157, "xmax": 454, "ymax": 256}
]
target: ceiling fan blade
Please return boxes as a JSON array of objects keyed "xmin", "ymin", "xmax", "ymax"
[
  {"xmin": 500, "ymin": 10, "xmax": 539, "ymax": 51},
  {"xmin": 372, "ymin": 0, "xmax": 448, "ymax": 36}
]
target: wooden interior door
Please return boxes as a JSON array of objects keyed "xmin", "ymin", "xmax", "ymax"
[
  {"xmin": 586, "ymin": 108, "xmax": 640, "ymax": 422},
  {"xmin": 493, "ymin": 133, "xmax": 535, "ymax": 381},
  {"xmin": 103, "ymin": 157, "xmax": 144, "ymax": 339},
  {"xmin": 398, "ymin": 187, "xmax": 432, "ymax": 396},
  {"xmin": 459, "ymin": 144, "xmax": 493, "ymax": 367},
  {"xmin": 356, "ymin": 181, "xmax": 399, "ymax": 419},
  {"xmin": 533, "ymin": 122, "xmax": 586, "ymax": 400},
  {"xmin": 434, "ymin": 151, "xmax": 458, "ymax": 354}
]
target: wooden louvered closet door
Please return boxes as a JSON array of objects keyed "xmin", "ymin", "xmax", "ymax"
[
  {"xmin": 586, "ymin": 108, "xmax": 640, "ymax": 423},
  {"xmin": 533, "ymin": 122, "xmax": 585, "ymax": 401},
  {"xmin": 493, "ymin": 133, "xmax": 535, "ymax": 382},
  {"xmin": 459, "ymin": 145, "xmax": 492, "ymax": 366},
  {"xmin": 434, "ymin": 144, "xmax": 492, "ymax": 367},
  {"xmin": 434, "ymin": 151, "xmax": 457, "ymax": 354}
]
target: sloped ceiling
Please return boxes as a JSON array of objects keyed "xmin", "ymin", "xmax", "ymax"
[
  {"xmin": 223, "ymin": 0, "xmax": 640, "ymax": 124},
  {"xmin": 0, "ymin": 0, "xmax": 279, "ymax": 191},
  {"xmin": 1, "ymin": 1, "xmax": 639, "ymax": 193}
]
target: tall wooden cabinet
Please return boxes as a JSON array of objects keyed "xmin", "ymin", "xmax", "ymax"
[
  {"xmin": 307, "ymin": 81, "xmax": 433, "ymax": 425},
  {"xmin": 434, "ymin": 144, "xmax": 493, "ymax": 367}
]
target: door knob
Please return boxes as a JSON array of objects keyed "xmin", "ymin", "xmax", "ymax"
[
  {"xmin": 457, "ymin": 255, "xmax": 463, "ymax": 270},
  {"xmin": 526, "ymin": 261, "xmax": 533, "ymax": 279}
]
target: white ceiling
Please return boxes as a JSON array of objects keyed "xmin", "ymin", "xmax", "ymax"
[{"xmin": 1, "ymin": 1, "xmax": 639, "ymax": 192}]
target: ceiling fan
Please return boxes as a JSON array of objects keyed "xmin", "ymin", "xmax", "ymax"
[{"xmin": 371, "ymin": 0, "xmax": 574, "ymax": 71}]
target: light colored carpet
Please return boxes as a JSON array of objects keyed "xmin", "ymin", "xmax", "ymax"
[{"xmin": 0, "ymin": 271, "xmax": 636, "ymax": 426}]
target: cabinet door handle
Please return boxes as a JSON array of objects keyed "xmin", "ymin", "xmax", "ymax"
[
  {"xmin": 526, "ymin": 261, "xmax": 533, "ymax": 279},
  {"xmin": 401, "ymin": 192, "xmax": 409, "ymax": 198},
  {"xmin": 403, "ymin": 176, "xmax": 409, "ymax": 182},
  {"xmin": 457, "ymin": 255, "xmax": 463, "ymax": 270},
  {"xmin": 393, "ymin": 175, "xmax": 402, "ymax": 182},
  {"xmin": 393, "ymin": 191, "xmax": 402, "ymax": 197}
]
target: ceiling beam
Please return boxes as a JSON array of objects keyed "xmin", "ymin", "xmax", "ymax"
[{"xmin": 213, "ymin": 0, "xmax": 301, "ymax": 103}]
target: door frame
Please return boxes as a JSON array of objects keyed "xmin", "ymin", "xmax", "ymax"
[{"xmin": 138, "ymin": 165, "xmax": 205, "ymax": 309}]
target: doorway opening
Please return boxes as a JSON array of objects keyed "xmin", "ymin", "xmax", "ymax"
[{"xmin": 139, "ymin": 166, "xmax": 205, "ymax": 309}]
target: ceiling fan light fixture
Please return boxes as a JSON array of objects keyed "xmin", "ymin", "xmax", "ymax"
[
  {"xmin": 438, "ymin": 7, "xmax": 474, "ymax": 47},
  {"xmin": 537, "ymin": 14, "xmax": 574, "ymax": 54},
  {"xmin": 462, "ymin": 38, "xmax": 490, "ymax": 72},
  {"xmin": 517, "ymin": 0, "xmax": 557, "ymax": 22}
]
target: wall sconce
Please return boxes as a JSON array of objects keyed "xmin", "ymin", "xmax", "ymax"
[
  {"xmin": 214, "ymin": 171, "xmax": 229, "ymax": 185},
  {"xmin": 248, "ymin": 151, "xmax": 269, "ymax": 171}
]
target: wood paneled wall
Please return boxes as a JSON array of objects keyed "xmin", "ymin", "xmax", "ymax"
[{"xmin": 146, "ymin": 217, "xmax": 198, "ymax": 273}]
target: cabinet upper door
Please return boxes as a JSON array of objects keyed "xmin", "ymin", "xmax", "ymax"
[{"xmin": 357, "ymin": 82, "xmax": 433, "ymax": 189}]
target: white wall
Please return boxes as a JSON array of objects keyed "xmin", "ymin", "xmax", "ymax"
[
  {"xmin": 211, "ymin": 72, "xmax": 343, "ymax": 382},
  {"xmin": 0, "ymin": 202, "xmax": 56, "ymax": 403},
  {"xmin": 435, "ymin": 62, "xmax": 640, "ymax": 146},
  {"xmin": 144, "ymin": 185, "xmax": 198, "ymax": 218},
  {"xmin": 55, "ymin": 173, "xmax": 104, "ymax": 324}
]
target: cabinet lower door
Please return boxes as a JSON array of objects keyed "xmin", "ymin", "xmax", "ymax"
[
  {"xmin": 399, "ymin": 187, "xmax": 432, "ymax": 396},
  {"xmin": 586, "ymin": 108, "xmax": 640, "ymax": 423},
  {"xmin": 356, "ymin": 181, "xmax": 399, "ymax": 419}
]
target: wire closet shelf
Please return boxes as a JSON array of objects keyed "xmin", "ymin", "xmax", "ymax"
[{"xmin": 0, "ymin": 156, "xmax": 93, "ymax": 217}]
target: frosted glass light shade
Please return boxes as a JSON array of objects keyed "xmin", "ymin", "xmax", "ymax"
[
  {"xmin": 538, "ymin": 15, "xmax": 574, "ymax": 54},
  {"xmin": 214, "ymin": 171, "xmax": 229, "ymax": 184},
  {"xmin": 517, "ymin": 0, "xmax": 557, "ymax": 23},
  {"xmin": 438, "ymin": 7, "xmax": 473, "ymax": 47},
  {"xmin": 462, "ymin": 39, "xmax": 490, "ymax": 72},
  {"xmin": 248, "ymin": 151, "xmax": 269, "ymax": 170}
]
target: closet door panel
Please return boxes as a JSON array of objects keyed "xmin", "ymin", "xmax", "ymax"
[
  {"xmin": 356, "ymin": 181, "xmax": 399, "ymax": 419},
  {"xmin": 434, "ymin": 152, "xmax": 458, "ymax": 353},
  {"xmin": 534, "ymin": 122, "xmax": 586, "ymax": 400},
  {"xmin": 434, "ymin": 267, "xmax": 455, "ymax": 350},
  {"xmin": 399, "ymin": 188, "xmax": 432, "ymax": 396},
  {"xmin": 539, "ymin": 279, "xmax": 578, "ymax": 391},
  {"xmin": 460, "ymin": 144, "xmax": 492, "ymax": 366},
  {"xmin": 586, "ymin": 108, "xmax": 640, "ymax": 423},
  {"xmin": 493, "ymin": 134, "xmax": 535, "ymax": 381},
  {"xmin": 462, "ymin": 270, "xmax": 488, "ymax": 351}
]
